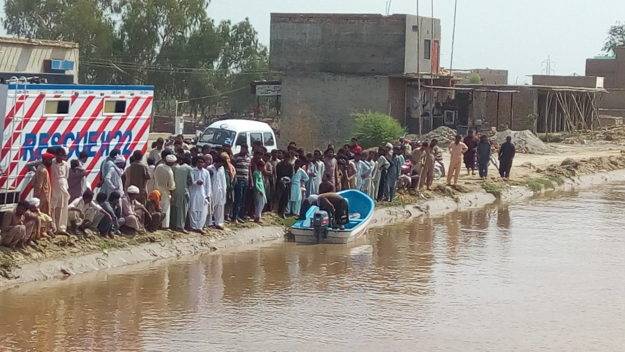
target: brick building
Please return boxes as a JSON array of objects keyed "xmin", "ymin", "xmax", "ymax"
[
  {"xmin": 271, "ymin": 13, "xmax": 442, "ymax": 147},
  {"xmin": 586, "ymin": 46, "xmax": 625, "ymax": 120}
]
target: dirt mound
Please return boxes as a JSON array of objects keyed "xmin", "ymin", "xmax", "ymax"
[
  {"xmin": 493, "ymin": 129, "xmax": 554, "ymax": 154},
  {"xmin": 419, "ymin": 126, "xmax": 458, "ymax": 147},
  {"xmin": 542, "ymin": 155, "xmax": 625, "ymax": 178}
]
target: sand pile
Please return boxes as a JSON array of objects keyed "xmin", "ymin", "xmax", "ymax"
[
  {"xmin": 493, "ymin": 129, "xmax": 554, "ymax": 154},
  {"xmin": 541, "ymin": 155, "xmax": 625, "ymax": 178},
  {"xmin": 419, "ymin": 126, "xmax": 458, "ymax": 147}
]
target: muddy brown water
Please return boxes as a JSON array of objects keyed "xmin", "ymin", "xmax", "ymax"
[{"xmin": 2, "ymin": 185, "xmax": 625, "ymax": 351}]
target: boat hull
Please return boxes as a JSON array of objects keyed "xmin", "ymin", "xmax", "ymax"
[{"xmin": 291, "ymin": 215, "xmax": 372, "ymax": 244}]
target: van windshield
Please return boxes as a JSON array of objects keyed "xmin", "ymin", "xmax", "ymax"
[{"xmin": 200, "ymin": 128, "xmax": 236, "ymax": 146}]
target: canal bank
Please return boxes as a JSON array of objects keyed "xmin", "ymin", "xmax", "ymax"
[{"xmin": 2, "ymin": 153, "xmax": 625, "ymax": 290}]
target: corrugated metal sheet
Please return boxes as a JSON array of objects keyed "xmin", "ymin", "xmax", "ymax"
[{"xmin": 0, "ymin": 43, "xmax": 79, "ymax": 82}]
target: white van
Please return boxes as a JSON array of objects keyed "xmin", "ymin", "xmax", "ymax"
[{"xmin": 196, "ymin": 119, "xmax": 277, "ymax": 154}]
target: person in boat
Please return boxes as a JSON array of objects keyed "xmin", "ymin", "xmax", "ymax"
[
  {"xmin": 298, "ymin": 194, "xmax": 320, "ymax": 220},
  {"xmin": 318, "ymin": 193, "xmax": 349, "ymax": 230}
]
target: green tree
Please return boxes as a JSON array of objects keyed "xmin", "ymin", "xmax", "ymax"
[
  {"xmin": 3, "ymin": 0, "xmax": 270, "ymax": 117},
  {"xmin": 467, "ymin": 72, "xmax": 482, "ymax": 84},
  {"xmin": 218, "ymin": 18, "xmax": 269, "ymax": 113},
  {"xmin": 603, "ymin": 23, "xmax": 625, "ymax": 55},
  {"xmin": 353, "ymin": 112, "xmax": 405, "ymax": 148}
]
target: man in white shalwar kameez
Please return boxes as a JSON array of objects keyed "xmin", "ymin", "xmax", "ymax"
[
  {"xmin": 211, "ymin": 158, "xmax": 228, "ymax": 230},
  {"xmin": 51, "ymin": 148, "xmax": 70, "ymax": 232},
  {"xmin": 355, "ymin": 152, "xmax": 373, "ymax": 193},
  {"xmin": 154, "ymin": 154, "xmax": 176, "ymax": 228},
  {"xmin": 189, "ymin": 157, "xmax": 211, "ymax": 231},
  {"xmin": 309, "ymin": 150, "xmax": 325, "ymax": 196}
]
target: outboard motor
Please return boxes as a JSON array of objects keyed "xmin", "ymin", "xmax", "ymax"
[{"xmin": 312, "ymin": 210, "xmax": 330, "ymax": 243}]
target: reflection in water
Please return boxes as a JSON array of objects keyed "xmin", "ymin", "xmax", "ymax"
[{"xmin": 2, "ymin": 185, "xmax": 625, "ymax": 351}]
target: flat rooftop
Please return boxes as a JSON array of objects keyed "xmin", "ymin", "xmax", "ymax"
[{"xmin": 271, "ymin": 13, "xmax": 435, "ymax": 23}]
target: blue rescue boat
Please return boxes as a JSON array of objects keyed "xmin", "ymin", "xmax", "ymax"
[{"xmin": 291, "ymin": 190, "xmax": 375, "ymax": 244}]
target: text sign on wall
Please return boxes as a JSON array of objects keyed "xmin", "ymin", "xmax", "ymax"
[{"xmin": 255, "ymin": 84, "xmax": 282, "ymax": 96}]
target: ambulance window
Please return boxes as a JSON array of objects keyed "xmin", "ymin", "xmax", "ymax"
[
  {"xmin": 104, "ymin": 100, "xmax": 127, "ymax": 114},
  {"xmin": 44, "ymin": 100, "xmax": 70, "ymax": 115}
]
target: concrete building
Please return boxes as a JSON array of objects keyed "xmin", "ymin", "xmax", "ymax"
[
  {"xmin": 271, "ymin": 13, "xmax": 442, "ymax": 147},
  {"xmin": 0, "ymin": 36, "xmax": 79, "ymax": 84},
  {"xmin": 531, "ymin": 75, "xmax": 603, "ymax": 89},
  {"xmin": 586, "ymin": 46, "xmax": 625, "ymax": 120},
  {"xmin": 586, "ymin": 46, "xmax": 625, "ymax": 88}
]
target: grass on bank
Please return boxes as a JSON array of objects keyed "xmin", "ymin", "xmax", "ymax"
[
  {"xmin": 525, "ymin": 177, "xmax": 557, "ymax": 192},
  {"xmin": 482, "ymin": 181, "xmax": 506, "ymax": 197}
]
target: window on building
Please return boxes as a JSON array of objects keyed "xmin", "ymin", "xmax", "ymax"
[
  {"xmin": 412, "ymin": 25, "xmax": 419, "ymax": 32},
  {"xmin": 424, "ymin": 39, "xmax": 432, "ymax": 60},
  {"xmin": 44, "ymin": 100, "xmax": 70, "ymax": 115},
  {"xmin": 263, "ymin": 132, "xmax": 275, "ymax": 147},
  {"xmin": 104, "ymin": 100, "xmax": 127, "ymax": 114}
]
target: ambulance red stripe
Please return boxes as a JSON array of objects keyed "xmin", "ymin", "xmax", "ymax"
[
  {"xmin": 0, "ymin": 95, "xmax": 46, "ymax": 187},
  {"xmin": 0, "ymin": 94, "xmax": 45, "ymax": 159},
  {"xmin": 110, "ymin": 97, "xmax": 152, "ymax": 151},
  {"xmin": 66, "ymin": 98, "xmax": 105, "ymax": 153},
  {"xmin": 12, "ymin": 88, "xmax": 153, "ymax": 200},
  {"xmin": 8, "ymin": 95, "xmax": 96, "ymax": 188},
  {"xmin": 89, "ymin": 110, "xmax": 152, "ymax": 189},
  {"xmin": 10, "ymin": 115, "xmax": 65, "ymax": 188},
  {"xmin": 4, "ymin": 95, "xmax": 27, "ymax": 126},
  {"xmin": 83, "ymin": 97, "xmax": 144, "ymax": 179}
]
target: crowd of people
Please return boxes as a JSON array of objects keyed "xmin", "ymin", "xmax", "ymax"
[{"xmin": 0, "ymin": 131, "xmax": 516, "ymax": 249}]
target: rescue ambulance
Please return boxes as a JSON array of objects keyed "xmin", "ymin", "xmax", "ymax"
[{"xmin": 0, "ymin": 80, "xmax": 154, "ymax": 209}]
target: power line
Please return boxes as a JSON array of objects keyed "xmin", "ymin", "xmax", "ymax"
[
  {"xmin": 82, "ymin": 59, "xmax": 271, "ymax": 73},
  {"xmin": 186, "ymin": 86, "xmax": 249, "ymax": 102},
  {"xmin": 82, "ymin": 61, "xmax": 274, "ymax": 76},
  {"xmin": 153, "ymin": 86, "xmax": 250, "ymax": 104}
]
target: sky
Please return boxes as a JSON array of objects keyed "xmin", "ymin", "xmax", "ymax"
[{"xmin": 206, "ymin": 0, "xmax": 625, "ymax": 84}]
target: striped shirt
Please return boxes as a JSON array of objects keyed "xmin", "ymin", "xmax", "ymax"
[{"xmin": 233, "ymin": 154, "xmax": 251, "ymax": 182}]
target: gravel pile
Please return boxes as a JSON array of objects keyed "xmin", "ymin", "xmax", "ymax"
[
  {"xmin": 493, "ymin": 129, "xmax": 554, "ymax": 154},
  {"xmin": 418, "ymin": 126, "xmax": 458, "ymax": 147}
]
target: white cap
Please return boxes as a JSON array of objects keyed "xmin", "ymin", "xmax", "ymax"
[
  {"xmin": 165, "ymin": 154, "xmax": 177, "ymax": 163},
  {"xmin": 28, "ymin": 197, "xmax": 41, "ymax": 207},
  {"xmin": 114, "ymin": 155, "xmax": 126, "ymax": 164},
  {"xmin": 127, "ymin": 185, "xmax": 140, "ymax": 194}
]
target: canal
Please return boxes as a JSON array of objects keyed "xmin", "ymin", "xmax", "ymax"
[{"xmin": 2, "ymin": 184, "xmax": 625, "ymax": 351}]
